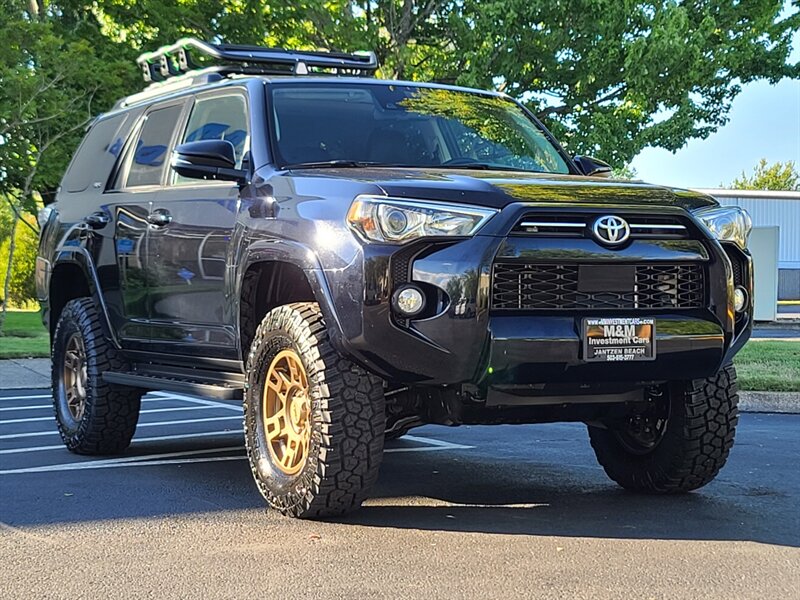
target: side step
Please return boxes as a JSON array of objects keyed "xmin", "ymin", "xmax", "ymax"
[{"xmin": 103, "ymin": 370, "xmax": 244, "ymax": 400}]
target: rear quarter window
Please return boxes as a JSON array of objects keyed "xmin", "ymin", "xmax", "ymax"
[{"xmin": 60, "ymin": 113, "xmax": 131, "ymax": 193}]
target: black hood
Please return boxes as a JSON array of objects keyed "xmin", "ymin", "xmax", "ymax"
[{"xmin": 289, "ymin": 167, "xmax": 717, "ymax": 212}]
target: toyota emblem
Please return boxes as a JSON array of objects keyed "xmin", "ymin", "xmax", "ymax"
[{"xmin": 592, "ymin": 215, "xmax": 631, "ymax": 245}]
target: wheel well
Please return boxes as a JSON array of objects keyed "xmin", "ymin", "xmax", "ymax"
[
  {"xmin": 49, "ymin": 263, "xmax": 91, "ymax": 335},
  {"xmin": 239, "ymin": 262, "xmax": 315, "ymax": 360}
]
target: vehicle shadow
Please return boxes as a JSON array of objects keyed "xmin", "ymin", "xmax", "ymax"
[
  {"xmin": 3, "ymin": 419, "xmax": 797, "ymax": 549},
  {"xmin": 338, "ymin": 445, "xmax": 799, "ymax": 548}
]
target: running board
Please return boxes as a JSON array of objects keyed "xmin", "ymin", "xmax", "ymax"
[{"xmin": 103, "ymin": 371, "xmax": 243, "ymax": 400}]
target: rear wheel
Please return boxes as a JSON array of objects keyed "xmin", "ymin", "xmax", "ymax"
[
  {"xmin": 588, "ymin": 365, "xmax": 739, "ymax": 493},
  {"xmin": 51, "ymin": 298, "xmax": 143, "ymax": 454},
  {"xmin": 244, "ymin": 302, "xmax": 385, "ymax": 518}
]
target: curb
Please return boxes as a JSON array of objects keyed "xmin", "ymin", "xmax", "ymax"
[{"xmin": 739, "ymin": 391, "xmax": 800, "ymax": 414}]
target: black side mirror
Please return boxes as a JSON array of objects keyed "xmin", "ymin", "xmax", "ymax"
[
  {"xmin": 573, "ymin": 155, "xmax": 613, "ymax": 178},
  {"xmin": 171, "ymin": 140, "xmax": 247, "ymax": 184}
]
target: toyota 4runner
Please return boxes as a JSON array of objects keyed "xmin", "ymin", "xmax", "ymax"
[{"xmin": 37, "ymin": 39, "xmax": 753, "ymax": 518}]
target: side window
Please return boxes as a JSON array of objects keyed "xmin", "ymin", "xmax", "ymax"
[
  {"xmin": 174, "ymin": 94, "xmax": 249, "ymax": 184},
  {"xmin": 125, "ymin": 104, "xmax": 183, "ymax": 188},
  {"xmin": 61, "ymin": 113, "xmax": 130, "ymax": 193}
]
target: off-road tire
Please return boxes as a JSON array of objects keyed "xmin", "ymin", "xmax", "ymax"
[
  {"xmin": 588, "ymin": 364, "xmax": 739, "ymax": 493},
  {"xmin": 51, "ymin": 298, "xmax": 143, "ymax": 454},
  {"xmin": 244, "ymin": 302, "xmax": 385, "ymax": 518}
]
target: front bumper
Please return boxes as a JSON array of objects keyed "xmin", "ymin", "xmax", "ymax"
[{"xmin": 326, "ymin": 202, "xmax": 753, "ymax": 390}]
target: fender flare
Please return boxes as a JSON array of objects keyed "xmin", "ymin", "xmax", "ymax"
[
  {"xmin": 237, "ymin": 240, "xmax": 348, "ymax": 355},
  {"xmin": 49, "ymin": 246, "xmax": 121, "ymax": 348}
]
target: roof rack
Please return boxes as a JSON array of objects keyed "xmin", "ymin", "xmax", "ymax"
[{"xmin": 136, "ymin": 38, "xmax": 379, "ymax": 84}]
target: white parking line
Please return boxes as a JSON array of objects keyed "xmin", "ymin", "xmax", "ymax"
[
  {"xmin": 0, "ymin": 405, "xmax": 225, "ymax": 425},
  {"xmin": 0, "ymin": 429, "xmax": 245, "ymax": 455},
  {"xmin": 0, "ymin": 446, "xmax": 245, "ymax": 474},
  {"xmin": 150, "ymin": 391, "xmax": 243, "ymax": 412},
  {"xmin": 0, "ymin": 394, "xmax": 51, "ymax": 402},
  {"xmin": 0, "ymin": 405, "xmax": 52, "ymax": 412},
  {"xmin": 0, "ymin": 396, "xmax": 222, "ymax": 412},
  {"xmin": 0, "ymin": 434, "xmax": 472, "ymax": 473},
  {"xmin": 402, "ymin": 435, "xmax": 471, "ymax": 449},
  {"xmin": 0, "ymin": 415, "xmax": 243, "ymax": 440}
]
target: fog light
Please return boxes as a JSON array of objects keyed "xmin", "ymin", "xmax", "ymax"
[
  {"xmin": 734, "ymin": 286, "xmax": 747, "ymax": 313},
  {"xmin": 392, "ymin": 285, "xmax": 425, "ymax": 317}
]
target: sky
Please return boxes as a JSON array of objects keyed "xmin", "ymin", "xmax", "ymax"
[
  {"xmin": 631, "ymin": 78, "xmax": 800, "ymax": 190},
  {"xmin": 631, "ymin": 4, "xmax": 800, "ymax": 190}
]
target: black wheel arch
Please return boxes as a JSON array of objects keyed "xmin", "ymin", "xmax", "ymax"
[
  {"xmin": 237, "ymin": 242, "xmax": 348, "ymax": 362},
  {"xmin": 47, "ymin": 248, "xmax": 117, "ymax": 347}
]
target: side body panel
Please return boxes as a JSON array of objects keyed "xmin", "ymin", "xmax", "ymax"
[{"xmin": 145, "ymin": 85, "xmax": 257, "ymax": 359}]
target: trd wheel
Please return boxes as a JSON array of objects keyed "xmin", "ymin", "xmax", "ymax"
[
  {"xmin": 244, "ymin": 302, "xmax": 385, "ymax": 518},
  {"xmin": 52, "ymin": 298, "xmax": 143, "ymax": 454},
  {"xmin": 261, "ymin": 349, "xmax": 312, "ymax": 476},
  {"xmin": 588, "ymin": 365, "xmax": 739, "ymax": 493}
]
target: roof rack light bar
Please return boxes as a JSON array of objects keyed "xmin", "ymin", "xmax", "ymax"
[{"xmin": 136, "ymin": 38, "xmax": 378, "ymax": 83}]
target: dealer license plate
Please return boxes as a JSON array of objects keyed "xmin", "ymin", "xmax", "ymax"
[{"xmin": 583, "ymin": 317, "xmax": 656, "ymax": 362}]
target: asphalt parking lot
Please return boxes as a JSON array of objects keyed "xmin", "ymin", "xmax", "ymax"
[{"xmin": 1, "ymin": 388, "xmax": 798, "ymax": 599}]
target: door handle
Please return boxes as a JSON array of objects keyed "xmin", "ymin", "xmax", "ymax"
[
  {"xmin": 84, "ymin": 211, "xmax": 110, "ymax": 229},
  {"xmin": 148, "ymin": 210, "xmax": 172, "ymax": 227}
]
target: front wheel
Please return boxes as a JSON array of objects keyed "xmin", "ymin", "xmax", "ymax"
[
  {"xmin": 244, "ymin": 302, "xmax": 385, "ymax": 518},
  {"xmin": 588, "ymin": 365, "xmax": 739, "ymax": 493}
]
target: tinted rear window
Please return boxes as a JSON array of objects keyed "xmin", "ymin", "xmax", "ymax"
[{"xmin": 61, "ymin": 113, "xmax": 131, "ymax": 193}]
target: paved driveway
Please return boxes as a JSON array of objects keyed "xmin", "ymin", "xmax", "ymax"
[{"xmin": 1, "ymin": 388, "xmax": 798, "ymax": 599}]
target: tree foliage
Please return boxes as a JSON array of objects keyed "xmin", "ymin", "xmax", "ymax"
[
  {"xmin": 0, "ymin": 0, "xmax": 798, "ymax": 202},
  {"xmin": 729, "ymin": 159, "xmax": 800, "ymax": 191},
  {"xmin": 0, "ymin": 202, "xmax": 37, "ymax": 309},
  {"xmin": 0, "ymin": 1, "xmax": 135, "ymax": 213}
]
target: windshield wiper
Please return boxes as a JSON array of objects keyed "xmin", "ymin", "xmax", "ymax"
[
  {"xmin": 282, "ymin": 160, "xmax": 388, "ymax": 170},
  {"xmin": 281, "ymin": 160, "xmax": 542, "ymax": 173},
  {"xmin": 434, "ymin": 163, "xmax": 540, "ymax": 173}
]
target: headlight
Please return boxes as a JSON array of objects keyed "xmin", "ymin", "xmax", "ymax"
[
  {"xmin": 37, "ymin": 205, "xmax": 54, "ymax": 230},
  {"xmin": 347, "ymin": 196, "xmax": 497, "ymax": 244},
  {"xmin": 693, "ymin": 206, "xmax": 752, "ymax": 249}
]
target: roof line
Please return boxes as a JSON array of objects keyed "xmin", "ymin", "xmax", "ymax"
[{"xmin": 693, "ymin": 188, "xmax": 800, "ymax": 200}]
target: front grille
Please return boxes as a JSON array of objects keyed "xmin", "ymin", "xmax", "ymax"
[
  {"xmin": 512, "ymin": 214, "xmax": 689, "ymax": 239},
  {"xmin": 492, "ymin": 263, "xmax": 705, "ymax": 310}
]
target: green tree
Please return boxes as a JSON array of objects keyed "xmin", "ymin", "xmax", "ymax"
[
  {"xmin": 0, "ymin": 208, "xmax": 38, "ymax": 310},
  {"xmin": 446, "ymin": 0, "xmax": 799, "ymax": 167},
  {"xmin": 0, "ymin": 2, "xmax": 135, "ymax": 213},
  {"xmin": 25, "ymin": 0, "xmax": 800, "ymax": 172},
  {"xmin": 612, "ymin": 165, "xmax": 639, "ymax": 180},
  {"xmin": 729, "ymin": 159, "xmax": 800, "ymax": 191}
]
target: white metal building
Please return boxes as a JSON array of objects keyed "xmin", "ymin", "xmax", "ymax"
[{"xmin": 696, "ymin": 189, "xmax": 800, "ymax": 301}]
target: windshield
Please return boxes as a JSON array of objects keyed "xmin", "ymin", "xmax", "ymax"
[{"xmin": 268, "ymin": 83, "xmax": 571, "ymax": 174}]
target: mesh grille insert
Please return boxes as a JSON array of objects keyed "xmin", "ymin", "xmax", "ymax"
[{"xmin": 492, "ymin": 263, "xmax": 705, "ymax": 310}]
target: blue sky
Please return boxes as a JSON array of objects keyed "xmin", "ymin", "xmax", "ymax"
[
  {"xmin": 631, "ymin": 6, "xmax": 800, "ymax": 190},
  {"xmin": 631, "ymin": 78, "xmax": 800, "ymax": 189}
]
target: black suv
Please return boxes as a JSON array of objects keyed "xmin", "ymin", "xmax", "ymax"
[{"xmin": 37, "ymin": 39, "xmax": 753, "ymax": 518}]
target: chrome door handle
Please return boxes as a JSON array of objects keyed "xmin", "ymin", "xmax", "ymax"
[{"xmin": 147, "ymin": 210, "xmax": 172, "ymax": 227}]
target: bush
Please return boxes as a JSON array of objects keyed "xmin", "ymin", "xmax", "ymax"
[{"xmin": 0, "ymin": 206, "xmax": 38, "ymax": 310}]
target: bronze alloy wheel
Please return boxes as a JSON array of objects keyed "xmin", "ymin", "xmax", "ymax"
[
  {"xmin": 244, "ymin": 302, "xmax": 385, "ymax": 517},
  {"xmin": 262, "ymin": 349, "xmax": 312, "ymax": 475},
  {"xmin": 62, "ymin": 332, "xmax": 88, "ymax": 421}
]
